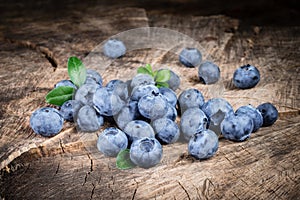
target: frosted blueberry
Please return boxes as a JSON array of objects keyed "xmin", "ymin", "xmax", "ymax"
[
  {"xmin": 76, "ymin": 105, "xmax": 103, "ymax": 132},
  {"xmin": 162, "ymin": 103, "xmax": 177, "ymax": 121},
  {"xmin": 159, "ymin": 87, "xmax": 177, "ymax": 107},
  {"xmin": 188, "ymin": 129, "xmax": 219, "ymax": 160},
  {"xmin": 198, "ymin": 61, "xmax": 220, "ymax": 84},
  {"xmin": 152, "ymin": 118, "xmax": 180, "ymax": 144},
  {"xmin": 115, "ymin": 100, "xmax": 141, "ymax": 130},
  {"xmin": 233, "ymin": 64, "xmax": 260, "ymax": 89},
  {"xmin": 130, "ymin": 84, "xmax": 159, "ymax": 101},
  {"xmin": 103, "ymin": 38, "xmax": 126, "ymax": 58},
  {"xmin": 75, "ymin": 83, "xmax": 100, "ymax": 106},
  {"xmin": 97, "ymin": 127, "xmax": 128, "ymax": 157},
  {"xmin": 177, "ymin": 88, "xmax": 205, "ymax": 114},
  {"xmin": 236, "ymin": 105, "xmax": 263, "ymax": 132},
  {"xmin": 30, "ymin": 107, "xmax": 64, "ymax": 137},
  {"xmin": 156, "ymin": 69, "xmax": 180, "ymax": 91},
  {"xmin": 124, "ymin": 120, "xmax": 155, "ymax": 143},
  {"xmin": 85, "ymin": 69, "xmax": 103, "ymax": 87},
  {"xmin": 179, "ymin": 48, "xmax": 202, "ymax": 68},
  {"xmin": 257, "ymin": 103, "xmax": 278, "ymax": 126},
  {"xmin": 59, "ymin": 100, "xmax": 83, "ymax": 122},
  {"xmin": 130, "ymin": 74, "xmax": 155, "ymax": 90},
  {"xmin": 130, "ymin": 137, "xmax": 163, "ymax": 169}
]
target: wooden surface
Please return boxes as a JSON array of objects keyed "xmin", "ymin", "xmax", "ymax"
[{"xmin": 0, "ymin": 1, "xmax": 299, "ymax": 199}]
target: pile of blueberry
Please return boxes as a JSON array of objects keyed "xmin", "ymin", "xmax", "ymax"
[{"xmin": 30, "ymin": 39, "xmax": 278, "ymax": 169}]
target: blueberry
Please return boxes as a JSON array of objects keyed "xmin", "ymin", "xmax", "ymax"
[
  {"xmin": 162, "ymin": 103, "xmax": 177, "ymax": 121},
  {"xmin": 152, "ymin": 118, "xmax": 180, "ymax": 144},
  {"xmin": 30, "ymin": 107, "xmax": 64, "ymax": 137},
  {"xmin": 177, "ymin": 88, "xmax": 205, "ymax": 114},
  {"xmin": 188, "ymin": 129, "xmax": 219, "ymax": 160},
  {"xmin": 75, "ymin": 83, "xmax": 100, "ymax": 106},
  {"xmin": 103, "ymin": 38, "xmax": 126, "ymax": 58},
  {"xmin": 257, "ymin": 103, "xmax": 278, "ymax": 126},
  {"xmin": 236, "ymin": 105, "xmax": 263, "ymax": 132},
  {"xmin": 159, "ymin": 87, "xmax": 177, "ymax": 107},
  {"xmin": 76, "ymin": 105, "xmax": 103, "ymax": 132},
  {"xmin": 180, "ymin": 108, "xmax": 208, "ymax": 141},
  {"xmin": 221, "ymin": 112, "xmax": 254, "ymax": 142},
  {"xmin": 130, "ymin": 137, "xmax": 163, "ymax": 169},
  {"xmin": 54, "ymin": 80, "xmax": 77, "ymax": 89},
  {"xmin": 59, "ymin": 100, "xmax": 83, "ymax": 122},
  {"xmin": 156, "ymin": 69, "xmax": 180, "ymax": 91},
  {"xmin": 201, "ymin": 98, "xmax": 234, "ymax": 135},
  {"xmin": 106, "ymin": 79, "xmax": 124, "ymax": 89},
  {"xmin": 115, "ymin": 100, "xmax": 141, "ymax": 130},
  {"xmin": 198, "ymin": 61, "xmax": 220, "ymax": 84},
  {"xmin": 97, "ymin": 127, "xmax": 128, "ymax": 157},
  {"xmin": 131, "ymin": 84, "xmax": 159, "ymax": 101},
  {"xmin": 233, "ymin": 64, "xmax": 260, "ymax": 89},
  {"xmin": 124, "ymin": 120, "xmax": 155, "ymax": 143},
  {"xmin": 138, "ymin": 91, "xmax": 168, "ymax": 120},
  {"xmin": 179, "ymin": 48, "xmax": 202, "ymax": 68},
  {"xmin": 93, "ymin": 87, "xmax": 125, "ymax": 116},
  {"xmin": 107, "ymin": 80, "xmax": 129, "ymax": 101},
  {"xmin": 85, "ymin": 69, "xmax": 103, "ymax": 87},
  {"xmin": 130, "ymin": 74, "xmax": 155, "ymax": 90}
]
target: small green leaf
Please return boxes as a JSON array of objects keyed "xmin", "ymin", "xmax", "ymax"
[
  {"xmin": 68, "ymin": 57, "xmax": 86, "ymax": 87},
  {"xmin": 137, "ymin": 67, "xmax": 154, "ymax": 77},
  {"xmin": 156, "ymin": 82, "xmax": 169, "ymax": 88},
  {"xmin": 116, "ymin": 149, "xmax": 136, "ymax": 170},
  {"xmin": 154, "ymin": 69, "xmax": 171, "ymax": 83},
  {"xmin": 144, "ymin": 64, "xmax": 153, "ymax": 73},
  {"xmin": 45, "ymin": 86, "xmax": 75, "ymax": 106}
]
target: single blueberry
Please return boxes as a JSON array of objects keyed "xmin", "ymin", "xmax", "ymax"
[
  {"xmin": 75, "ymin": 83, "xmax": 100, "ymax": 106},
  {"xmin": 177, "ymin": 88, "xmax": 205, "ymax": 114},
  {"xmin": 130, "ymin": 137, "xmax": 163, "ymax": 169},
  {"xmin": 188, "ymin": 129, "xmax": 219, "ymax": 160},
  {"xmin": 152, "ymin": 118, "xmax": 180, "ymax": 144},
  {"xmin": 106, "ymin": 80, "xmax": 129, "ymax": 101},
  {"xmin": 54, "ymin": 80, "xmax": 77, "ymax": 89},
  {"xmin": 156, "ymin": 69, "xmax": 180, "ymax": 91},
  {"xmin": 124, "ymin": 120, "xmax": 155, "ymax": 144},
  {"xmin": 130, "ymin": 84, "xmax": 159, "ymax": 101},
  {"xmin": 76, "ymin": 105, "xmax": 103, "ymax": 132},
  {"xmin": 115, "ymin": 100, "xmax": 141, "ymax": 130},
  {"xmin": 130, "ymin": 74, "xmax": 155, "ymax": 90},
  {"xmin": 97, "ymin": 127, "xmax": 128, "ymax": 157},
  {"xmin": 159, "ymin": 87, "xmax": 177, "ymax": 107},
  {"xmin": 162, "ymin": 103, "xmax": 177, "ymax": 121},
  {"xmin": 236, "ymin": 105, "xmax": 263, "ymax": 132},
  {"xmin": 198, "ymin": 61, "xmax": 220, "ymax": 84},
  {"xmin": 179, "ymin": 48, "xmax": 202, "ymax": 68},
  {"xmin": 201, "ymin": 98, "xmax": 234, "ymax": 135},
  {"xmin": 138, "ymin": 91, "xmax": 168, "ymax": 120},
  {"xmin": 180, "ymin": 108, "xmax": 208, "ymax": 141},
  {"xmin": 233, "ymin": 64, "xmax": 260, "ymax": 89},
  {"xmin": 103, "ymin": 38, "xmax": 126, "ymax": 59},
  {"xmin": 221, "ymin": 112, "xmax": 254, "ymax": 142},
  {"xmin": 257, "ymin": 103, "xmax": 278, "ymax": 126},
  {"xmin": 30, "ymin": 107, "xmax": 64, "ymax": 137},
  {"xmin": 85, "ymin": 69, "xmax": 103, "ymax": 87},
  {"xmin": 59, "ymin": 100, "xmax": 83, "ymax": 122}
]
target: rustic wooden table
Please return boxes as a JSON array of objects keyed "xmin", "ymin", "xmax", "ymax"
[{"xmin": 0, "ymin": 1, "xmax": 299, "ymax": 199}]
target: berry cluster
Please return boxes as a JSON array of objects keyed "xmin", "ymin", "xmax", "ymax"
[{"xmin": 30, "ymin": 39, "xmax": 278, "ymax": 170}]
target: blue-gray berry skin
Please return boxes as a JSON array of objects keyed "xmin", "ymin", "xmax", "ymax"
[
  {"xmin": 198, "ymin": 61, "xmax": 220, "ymax": 84},
  {"xmin": 130, "ymin": 74, "xmax": 155, "ymax": 90},
  {"xmin": 233, "ymin": 64, "xmax": 260, "ymax": 89},
  {"xmin": 201, "ymin": 98, "xmax": 234, "ymax": 135},
  {"xmin": 177, "ymin": 88, "xmax": 205, "ymax": 115},
  {"xmin": 130, "ymin": 137, "xmax": 163, "ymax": 169},
  {"xmin": 236, "ymin": 105, "xmax": 263, "ymax": 132},
  {"xmin": 162, "ymin": 103, "xmax": 177, "ymax": 121},
  {"xmin": 115, "ymin": 100, "xmax": 141, "ymax": 130},
  {"xmin": 180, "ymin": 108, "xmax": 208, "ymax": 141},
  {"xmin": 257, "ymin": 103, "xmax": 278, "ymax": 126},
  {"xmin": 188, "ymin": 129, "xmax": 219, "ymax": 160},
  {"xmin": 30, "ymin": 107, "xmax": 64, "ymax": 137},
  {"xmin": 75, "ymin": 83, "xmax": 100, "ymax": 106},
  {"xmin": 59, "ymin": 100, "xmax": 83, "ymax": 122},
  {"xmin": 131, "ymin": 84, "xmax": 159, "ymax": 101},
  {"xmin": 221, "ymin": 112, "xmax": 254, "ymax": 142},
  {"xmin": 54, "ymin": 80, "xmax": 77, "ymax": 89},
  {"xmin": 85, "ymin": 69, "xmax": 103, "ymax": 87},
  {"xmin": 152, "ymin": 118, "xmax": 180, "ymax": 144},
  {"xmin": 138, "ymin": 92, "xmax": 168, "ymax": 120},
  {"xmin": 97, "ymin": 127, "xmax": 128, "ymax": 157},
  {"xmin": 179, "ymin": 48, "xmax": 202, "ymax": 68},
  {"xmin": 159, "ymin": 87, "xmax": 177, "ymax": 107},
  {"xmin": 156, "ymin": 69, "xmax": 180, "ymax": 91},
  {"xmin": 124, "ymin": 120, "xmax": 155, "ymax": 143},
  {"xmin": 93, "ymin": 87, "xmax": 125, "ymax": 116},
  {"xmin": 76, "ymin": 105, "xmax": 102, "ymax": 132},
  {"xmin": 107, "ymin": 80, "xmax": 129, "ymax": 101},
  {"xmin": 103, "ymin": 39, "xmax": 126, "ymax": 58}
]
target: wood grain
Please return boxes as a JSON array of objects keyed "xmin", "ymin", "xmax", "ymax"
[{"xmin": 0, "ymin": 2, "xmax": 299, "ymax": 200}]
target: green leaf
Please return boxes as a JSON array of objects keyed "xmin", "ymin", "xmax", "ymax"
[
  {"xmin": 68, "ymin": 57, "xmax": 86, "ymax": 87},
  {"xmin": 116, "ymin": 149, "xmax": 136, "ymax": 170},
  {"xmin": 144, "ymin": 64, "xmax": 153, "ymax": 73},
  {"xmin": 45, "ymin": 86, "xmax": 75, "ymax": 106},
  {"xmin": 154, "ymin": 69, "xmax": 171, "ymax": 83},
  {"xmin": 137, "ymin": 67, "xmax": 154, "ymax": 77},
  {"xmin": 156, "ymin": 82, "xmax": 169, "ymax": 88}
]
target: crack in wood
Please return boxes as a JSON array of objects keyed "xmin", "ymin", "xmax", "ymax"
[
  {"xmin": 202, "ymin": 178, "xmax": 214, "ymax": 199},
  {"xmin": 59, "ymin": 139, "xmax": 65, "ymax": 154},
  {"xmin": 131, "ymin": 179, "xmax": 138, "ymax": 200},
  {"xmin": 5, "ymin": 38, "xmax": 58, "ymax": 70},
  {"xmin": 177, "ymin": 181, "xmax": 191, "ymax": 200},
  {"xmin": 54, "ymin": 163, "xmax": 60, "ymax": 175},
  {"xmin": 90, "ymin": 183, "xmax": 95, "ymax": 200}
]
